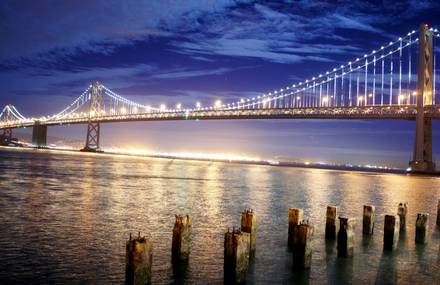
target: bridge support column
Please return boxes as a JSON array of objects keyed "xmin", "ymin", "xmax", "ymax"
[
  {"xmin": 409, "ymin": 24, "xmax": 436, "ymax": 174},
  {"xmin": 32, "ymin": 123, "xmax": 47, "ymax": 148},
  {"xmin": 0, "ymin": 128, "xmax": 12, "ymax": 146},
  {"xmin": 81, "ymin": 82, "xmax": 103, "ymax": 152}
]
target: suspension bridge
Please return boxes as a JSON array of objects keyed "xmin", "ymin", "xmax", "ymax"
[{"xmin": 1, "ymin": 24, "xmax": 439, "ymax": 173}]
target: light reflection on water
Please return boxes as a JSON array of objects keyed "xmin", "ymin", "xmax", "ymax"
[{"xmin": 0, "ymin": 148, "xmax": 439, "ymax": 284}]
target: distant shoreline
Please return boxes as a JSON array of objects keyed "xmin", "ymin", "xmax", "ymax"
[{"xmin": 0, "ymin": 145, "xmax": 417, "ymax": 176}]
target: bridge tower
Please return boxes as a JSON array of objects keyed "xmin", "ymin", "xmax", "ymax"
[
  {"xmin": 409, "ymin": 24, "xmax": 436, "ymax": 173},
  {"xmin": 81, "ymin": 82, "xmax": 103, "ymax": 152},
  {"xmin": 1, "ymin": 105, "xmax": 14, "ymax": 146}
]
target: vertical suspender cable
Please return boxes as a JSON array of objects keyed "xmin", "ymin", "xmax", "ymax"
[
  {"xmin": 373, "ymin": 55, "xmax": 376, "ymax": 105},
  {"xmin": 399, "ymin": 39, "xmax": 403, "ymax": 105},
  {"xmin": 341, "ymin": 69, "xmax": 345, "ymax": 107},
  {"xmin": 349, "ymin": 63, "xmax": 352, "ymax": 106},
  {"xmin": 381, "ymin": 51, "xmax": 385, "ymax": 105},
  {"xmin": 356, "ymin": 68, "xmax": 360, "ymax": 106},
  {"xmin": 319, "ymin": 84, "xmax": 322, "ymax": 107},
  {"xmin": 364, "ymin": 58, "xmax": 368, "ymax": 105},
  {"xmin": 390, "ymin": 51, "xmax": 393, "ymax": 105},
  {"xmin": 333, "ymin": 74, "xmax": 337, "ymax": 107}
]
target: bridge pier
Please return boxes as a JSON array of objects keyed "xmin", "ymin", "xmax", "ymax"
[
  {"xmin": 32, "ymin": 123, "xmax": 47, "ymax": 148},
  {"xmin": 409, "ymin": 24, "xmax": 436, "ymax": 174},
  {"xmin": 0, "ymin": 128, "xmax": 13, "ymax": 146}
]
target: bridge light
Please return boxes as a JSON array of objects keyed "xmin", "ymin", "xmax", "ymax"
[
  {"xmin": 215, "ymin": 100, "xmax": 222, "ymax": 108},
  {"xmin": 176, "ymin": 103, "xmax": 182, "ymax": 110},
  {"xmin": 368, "ymin": 93, "xmax": 373, "ymax": 98},
  {"xmin": 296, "ymin": 96, "xmax": 301, "ymax": 100},
  {"xmin": 133, "ymin": 107, "xmax": 138, "ymax": 113},
  {"xmin": 160, "ymin": 104, "xmax": 166, "ymax": 111},
  {"xmin": 121, "ymin": 107, "xmax": 126, "ymax": 114},
  {"xmin": 412, "ymin": 91, "xmax": 417, "ymax": 96}
]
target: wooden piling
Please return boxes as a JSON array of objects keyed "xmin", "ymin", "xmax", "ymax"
[
  {"xmin": 337, "ymin": 217, "xmax": 355, "ymax": 257},
  {"xmin": 437, "ymin": 199, "xmax": 440, "ymax": 227},
  {"xmin": 415, "ymin": 213, "xmax": 429, "ymax": 244},
  {"xmin": 172, "ymin": 215, "xmax": 191, "ymax": 261},
  {"xmin": 224, "ymin": 228, "xmax": 250, "ymax": 284},
  {"xmin": 126, "ymin": 233, "xmax": 153, "ymax": 285},
  {"xmin": 384, "ymin": 215, "xmax": 400, "ymax": 251},
  {"xmin": 292, "ymin": 221, "xmax": 314, "ymax": 270},
  {"xmin": 241, "ymin": 209, "xmax": 257, "ymax": 253},
  {"xmin": 325, "ymin": 206, "xmax": 339, "ymax": 240},
  {"xmin": 288, "ymin": 208, "xmax": 304, "ymax": 247},
  {"xmin": 397, "ymin": 203, "xmax": 408, "ymax": 231},
  {"xmin": 362, "ymin": 205, "xmax": 375, "ymax": 235}
]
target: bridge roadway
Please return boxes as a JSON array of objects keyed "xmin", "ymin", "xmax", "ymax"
[{"xmin": 2, "ymin": 105, "xmax": 440, "ymax": 129}]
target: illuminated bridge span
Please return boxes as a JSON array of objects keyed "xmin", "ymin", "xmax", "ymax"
[{"xmin": 1, "ymin": 25, "xmax": 439, "ymax": 173}]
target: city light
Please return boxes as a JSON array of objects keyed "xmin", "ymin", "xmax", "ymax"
[
  {"xmin": 196, "ymin": 102, "xmax": 201, "ymax": 108},
  {"xmin": 176, "ymin": 103, "xmax": 182, "ymax": 110},
  {"xmin": 215, "ymin": 100, "xmax": 222, "ymax": 108},
  {"xmin": 160, "ymin": 104, "xmax": 166, "ymax": 111}
]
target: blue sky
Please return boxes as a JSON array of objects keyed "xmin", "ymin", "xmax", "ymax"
[{"xmin": 1, "ymin": 0, "xmax": 440, "ymax": 167}]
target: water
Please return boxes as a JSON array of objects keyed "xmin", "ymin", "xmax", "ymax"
[{"xmin": 0, "ymin": 147, "xmax": 439, "ymax": 284}]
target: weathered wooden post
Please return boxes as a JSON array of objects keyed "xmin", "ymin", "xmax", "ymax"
[
  {"xmin": 436, "ymin": 199, "xmax": 440, "ymax": 227},
  {"xmin": 384, "ymin": 215, "xmax": 400, "ymax": 251},
  {"xmin": 288, "ymin": 208, "xmax": 304, "ymax": 247},
  {"xmin": 325, "ymin": 206, "xmax": 339, "ymax": 240},
  {"xmin": 224, "ymin": 228, "xmax": 250, "ymax": 284},
  {"xmin": 292, "ymin": 221, "xmax": 314, "ymax": 270},
  {"xmin": 415, "ymin": 213, "xmax": 429, "ymax": 244},
  {"xmin": 241, "ymin": 209, "xmax": 257, "ymax": 253},
  {"xmin": 126, "ymin": 233, "xmax": 153, "ymax": 285},
  {"xmin": 172, "ymin": 215, "xmax": 191, "ymax": 262},
  {"xmin": 337, "ymin": 217, "xmax": 355, "ymax": 257},
  {"xmin": 362, "ymin": 205, "xmax": 375, "ymax": 235},
  {"xmin": 397, "ymin": 203, "xmax": 408, "ymax": 231}
]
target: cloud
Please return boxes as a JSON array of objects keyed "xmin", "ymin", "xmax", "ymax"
[
  {"xmin": 150, "ymin": 67, "xmax": 232, "ymax": 80},
  {"xmin": 0, "ymin": 0, "xmax": 250, "ymax": 64},
  {"xmin": 1, "ymin": 0, "xmax": 431, "ymax": 68}
]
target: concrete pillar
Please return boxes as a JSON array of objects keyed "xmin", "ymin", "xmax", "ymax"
[
  {"xmin": 415, "ymin": 213, "xmax": 429, "ymax": 244},
  {"xmin": 288, "ymin": 208, "xmax": 303, "ymax": 247},
  {"xmin": 337, "ymin": 217, "xmax": 355, "ymax": 257},
  {"xmin": 397, "ymin": 203, "xmax": 408, "ymax": 231},
  {"xmin": 436, "ymin": 199, "xmax": 440, "ymax": 227},
  {"xmin": 384, "ymin": 215, "xmax": 400, "ymax": 251},
  {"xmin": 292, "ymin": 222, "xmax": 314, "ymax": 270},
  {"xmin": 125, "ymin": 233, "xmax": 153, "ymax": 285},
  {"xmin": 362, "ymin": 205, "xmax": 375, "ymax": 235},
  {"xmin": 325, "ymin": 206, "xmax": 339, "ymax": 240},
  {"xmin": 172, "ymin": 215, "xmax": 191, "ymax": 261},
  {"xmin": 224, "ymin": 228, "xmax": 250, "ymax": 284},
  {"xmin": 241, "ymin": 209, "xmax": 257, "ymax": 253},
  {"xmin": 32, "ymin": 123, "xmax": 47, "ymax": 148}
]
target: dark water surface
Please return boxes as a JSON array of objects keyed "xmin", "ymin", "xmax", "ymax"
[{"xmin": 0, "ymin": 147, "xmax": 440, "ymax": 284}]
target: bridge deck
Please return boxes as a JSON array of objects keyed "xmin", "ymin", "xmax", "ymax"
[{"xmin": 3, "ymin": 105, "xmax": 440, "ymax": 129}]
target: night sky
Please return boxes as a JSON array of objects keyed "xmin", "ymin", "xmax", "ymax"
[{"xmin": 1, "ymin": 1, "xmax": 440, "ymax": 167}]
